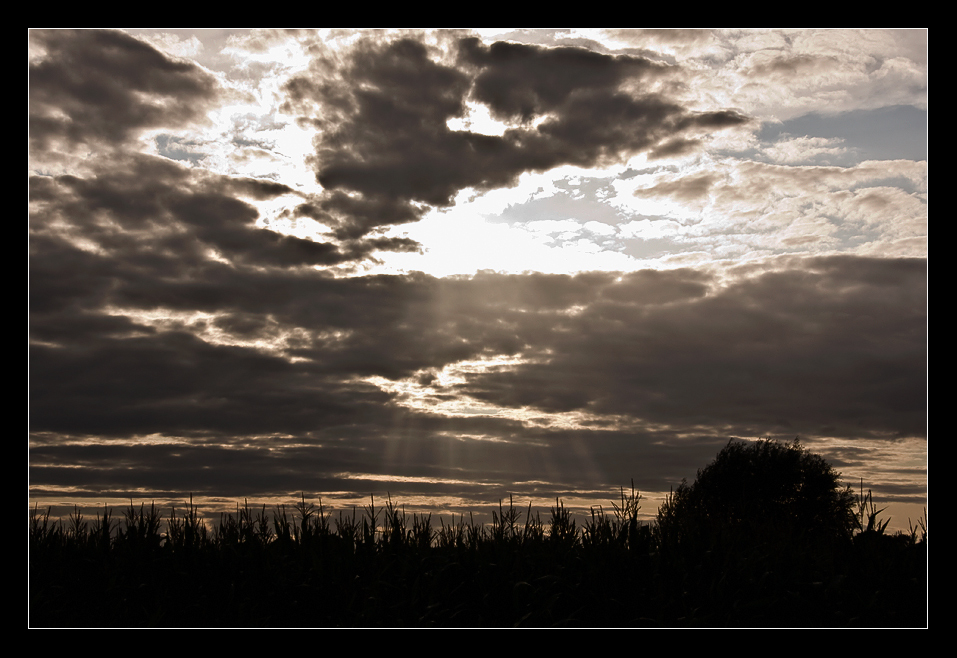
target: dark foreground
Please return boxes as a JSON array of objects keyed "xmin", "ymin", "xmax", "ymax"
[{"xmin": 30, "ymin": 493, "xmax": 926, "ymax": 628}]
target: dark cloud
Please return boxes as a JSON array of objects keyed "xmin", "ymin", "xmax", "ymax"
[
  {"xmin": 453, "ymin": 258, "xmax": 926, "ymax": 440},
  {"xmin": 28, "ymin": 423, "xmax": 733, "ymax": 510},
  {"xmin": 29, "ymin": 154, "xmax": 402, "ymax": 272},
  {"xmin": 457, "ymin": 37, "xmax": 662, "ymax": 122},
  {"xmin": 29, "ymin": 330, "xmax": 393, "ymax": 438},
  {"xmin": 288, "ymin": 36, "xmax": 474, "ymax": 206},
  {"xmin": 30, "ymin": 180, "xmax": 925, "ymax": 500},
  {"xmin": 294, "ymin": 190, "xmax": 425, "ymax": 241},
  {"xmin": 29, "ymin": 30, "xmax": 923, "ymax": 518},
  {"xmin": 281, "ymin": 33, "xmax": 749, "ymax": 240},
  {"xmin": 31, "ymin": 218, "xmax": 925, "ymax": 444},
  {"xmin": 29, "ymin": 29, "xmax": 220, "ymax": 150},
  {"xmin": 647, "ymin": 138, "xmax": 701, "ymax": 160}
]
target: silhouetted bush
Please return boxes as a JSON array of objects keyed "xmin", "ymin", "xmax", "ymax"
[{"xmin": 656, "ymin": 438, "xmax": 858, "ymax": 555}]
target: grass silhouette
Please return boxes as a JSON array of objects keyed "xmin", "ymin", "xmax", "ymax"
[{"xmin": 29, "ymin": 440, "xmax": 926, "ymax": 627}]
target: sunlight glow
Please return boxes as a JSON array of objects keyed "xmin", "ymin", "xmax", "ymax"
[
  {"xmin": 446, "ymin": 101, "xmax": 511, "ymax": 137},
  {"xmin": 100, "ymin": 305, "xmax": 341, "ymax": 363},
  {"xmin": 362, "ymin": 354, "xmax": 657, "ymax": 433},
  {"xmin": 335, "ymin": 472, "xmax": 489, "ymax": 487}
]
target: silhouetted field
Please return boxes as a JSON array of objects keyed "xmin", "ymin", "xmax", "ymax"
[{"xmin": 29, "ymin": 441, "xmax": 927, "ymax": 627}]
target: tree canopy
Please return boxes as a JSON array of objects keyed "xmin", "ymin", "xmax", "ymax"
[{"xmin": 656, "ymin": 438, "xmax": 857, "ymax": 549}]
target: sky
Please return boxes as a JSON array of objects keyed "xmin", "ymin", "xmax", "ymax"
[{"xmin": 28, "ymin": 28, "xmax": 927, "ymax": 531}]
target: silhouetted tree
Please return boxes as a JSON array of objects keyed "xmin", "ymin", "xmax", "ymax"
[{"xmin": 656, "ymin": 438, "xmax": 857, "ymax": 553}]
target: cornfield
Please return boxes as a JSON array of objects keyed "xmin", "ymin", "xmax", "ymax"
[{"xmin": 29, "ymin": 483, "xmax": 926, "ymax": 627}]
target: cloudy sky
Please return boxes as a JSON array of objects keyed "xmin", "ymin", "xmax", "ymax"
[{"xmin": 29, "ymin": 28, "xmax": 927, "ymax": 529}]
